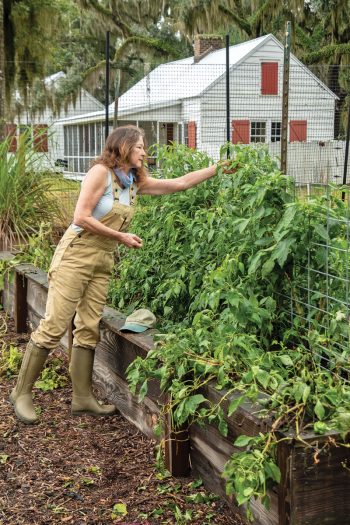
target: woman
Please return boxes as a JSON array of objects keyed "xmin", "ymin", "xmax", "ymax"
[{"xmin": 11, "ymin": 125, "xmax": 225, "ymax": 424}]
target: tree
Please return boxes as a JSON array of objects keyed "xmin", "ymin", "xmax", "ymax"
[
  {"xmin": 0, "ymin": 0, "xmax": 5, "ymax": 139},
  {"xmin": 2, "ymin": 0, "xmax": 64, "ymax": 121}
]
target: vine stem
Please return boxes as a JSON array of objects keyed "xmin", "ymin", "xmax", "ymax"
[{"xmin": 262, "ymin": 403, "xmax": 304, "ymax": 454}]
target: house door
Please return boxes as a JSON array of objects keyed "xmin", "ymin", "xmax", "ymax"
[{"xmin": 159, "ymin": 123, "xmax": 174, "ymax": 145}]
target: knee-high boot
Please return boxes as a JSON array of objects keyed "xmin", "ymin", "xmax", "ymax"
[
  {"xmin": 70, "ymin": 346, "xmax": 116, "ymax": 416},
  {"xmin": 10, "ymin": 340, "xmax": 50, "ymax": 424}
]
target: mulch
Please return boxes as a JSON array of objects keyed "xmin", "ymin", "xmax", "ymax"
[{"xmin": 0, "ymin": 313, "xmax": 246, "ymax": 525}]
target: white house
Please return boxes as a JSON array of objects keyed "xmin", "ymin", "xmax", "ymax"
[
  {"xmin": 5, "ymin": 71, "xmax": 104, "ymax": 170},
  {"xmin": 53, "ymin": 34, "xmax": 339, "ymax": 182}
]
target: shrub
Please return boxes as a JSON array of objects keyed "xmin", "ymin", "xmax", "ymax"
[{"xmin": 0, "ymin": 130, "xmax": 62, "ymax": 250}]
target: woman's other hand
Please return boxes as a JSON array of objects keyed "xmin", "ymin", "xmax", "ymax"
[{"xmin": 117, "ymin": 232, "xmax": 143, "ymax": 249}]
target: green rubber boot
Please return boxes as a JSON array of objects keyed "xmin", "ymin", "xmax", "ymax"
[
  {"xmin": 70, "ymin": 345, "xmax": 116, "ymax": 416},
  {"xmin": 10, "ymin": 340, "xmax": 50, "ymax": 424}
]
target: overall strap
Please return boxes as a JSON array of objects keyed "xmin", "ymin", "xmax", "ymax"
[{"xmin": 112, "ymin": 172, "xmax": 137, "ymax": 207}]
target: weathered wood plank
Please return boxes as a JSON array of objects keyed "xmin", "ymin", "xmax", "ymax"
[
  {"xmin": 96, "ymin": 326, "xmax": 164, "ymax": 403},
  {"xmin": 27, "ymin": 279, "xmax": 48, "ymax": 320},
  {"xmin": 190, "ymin": 436, "xmax": 278, "ymax": 525},
  {"xmin": 277, "ymin": 440, "xmax": 292, "ymax": 525},
  {"xmin": 290, "ymin": 441, "xmax": 350, "ymax": 525},
  {"xmin": 164, "ymin": 409, "xmax": 190, "ymax": 477},
  {"xmin": 200, "ymin": 383, "xmax": 272, "ymax": 440},
  {"xmin": 0, "ymin": 251, "xmax": 16, "ymax": 261},
  {"xmin": 93, "ymin": 359, "xmax": 160, "ymax": 439}
]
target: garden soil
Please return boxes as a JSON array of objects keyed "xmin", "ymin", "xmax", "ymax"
[{"xmin": 0, "ymin": 313, "xmax": 245, "ymax": 525}]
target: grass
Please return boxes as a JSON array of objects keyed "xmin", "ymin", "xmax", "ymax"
[
  {"xmin": 45, "ymin": 175, "xmax": 81, "ymax": 229},
  {"xmin": 0, "ymin": 134, "xmax": 63, "ymax": 250}
]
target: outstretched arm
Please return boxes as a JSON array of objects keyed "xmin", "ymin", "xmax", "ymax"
[{"xmin": 138, "ymin": 164, "xmax": 219, "ymax": 196}]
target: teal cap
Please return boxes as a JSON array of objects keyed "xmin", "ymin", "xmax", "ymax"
[{"xmin": 120, "ymin": 309, "xmax": 156, "ymax": 333}]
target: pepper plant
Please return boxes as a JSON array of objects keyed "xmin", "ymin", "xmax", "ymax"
[{"xmin": 109, "ymin": 142, "xmax": 350, "ymax": 519}]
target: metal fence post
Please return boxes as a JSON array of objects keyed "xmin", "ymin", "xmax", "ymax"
[
  {"xmin": 342, "ymin": 104, "xmax": 350, "ymax": 201},
  {"xmin": 281, "ymin": 21, "xmax": 291, "ymax": 175},
  {"xmin": 226, "ymin": 33, "xmax": 230, "ymax": 153},
  {"xmin": 105, "ymin": 30, "xmax": 110, "ymax": 141}
]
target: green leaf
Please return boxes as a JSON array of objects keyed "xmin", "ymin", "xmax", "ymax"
[
  {"xmin": 218, "ymin": 418, "xmax": 228, "ymax": 437},
  {"xmin": 256, "ymin": 369, "xmax": 270, "ymax": 389},
  {"xmin": 138, "ymin": 380, "xmax": 148, "ymax": 401},
  {"xmin": 273, "ymin": 238, "xmax": 294, "ymax": 267},
  {"xmin": 267, "ymin": 461, "xmax": 281, "ymax": 483},
  {"xmin": 314, "ymin": 224, "xmax": 329, "ymax": 241},
  {"xmin": 261, "ymin": 258, "xmax": 275, "ymax": 277},
  {"xmin": 278, "ymin": 354, "xmax": 294, "ymax": 367},
  {"xmin": 111, "ymin": 502, "xmax": 127, "ymax": 519},
  {"xmin": 313, "ymin": 421, "xmax": 328, "ymax": 434},
  {"xmin": 228, "ymin": 395, "xmax": 244, "ymax": 417},
  {"xmin": 314, "ymin": 399, "xmax": 325, "ymax": 420},
  {"xmin": 302, "ymin": 385, "xmax": 311, "ymax": 404},
  {"xmin": 234, "ymin": 435, "xmax": 254, "ymax": 448}
]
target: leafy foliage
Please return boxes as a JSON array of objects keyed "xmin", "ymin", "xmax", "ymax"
[
  {"xmin": 109, "ymin": 143, "xmax": 350, "ymax": 517},
  {"xmin": 0, "ymin": 131, "xmax": 61, "ymax": 251},
  {"xmin": 35, "ymin": 358, "xmax": 67, "ymax": 392},
  {"xmin": 0, "ymin": 343, "xmax": 23, "ymax": 378}
]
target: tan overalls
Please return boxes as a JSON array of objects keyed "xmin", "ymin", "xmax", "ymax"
[{"xmin": 32, "ymin": 176, "xmax": 137, "ymax": 350}]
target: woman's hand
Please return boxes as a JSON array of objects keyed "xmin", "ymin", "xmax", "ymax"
[
  {"xmin": 217, "ymin": 159, "xmax": 240, "ymax": 174},
  {"xmin": 117, "ymin": 232, "xmax": 143, "ymax": 249}
]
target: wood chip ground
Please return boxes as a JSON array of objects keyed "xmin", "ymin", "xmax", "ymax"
[{"xmin": 0, "ymin": 313, "xmax": 246, "ymax": 525}]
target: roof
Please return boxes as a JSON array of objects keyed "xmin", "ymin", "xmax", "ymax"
[
  {"xmin": 57, "ymin": 34, "xmax": 337, "ymax": 124},
  {"xmin": 44, "ymin": 71, "xmax": 66, "ymax": 86}
]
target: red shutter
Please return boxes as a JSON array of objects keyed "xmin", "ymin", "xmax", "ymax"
[
  {"xmin": 290, "ymin": 120, "xmax": 307, "ymax": 142},
  {"xmin": 188, "ymin": 121, "xmax": 196, "ymax": 149},
  {"xmin": 33, "ymin": 124, "xmax": 49, "ymax": 152},
  {"xmin": 261, "ymin": 62, "xmax": 278, "ymax": 95},
  {"xmin": 231, "ymin": 120, "xmax": 250, "ymax": 144},
  {"xmin": 5, "ymin": 123, "xmax": 17, "ymax": 152}
]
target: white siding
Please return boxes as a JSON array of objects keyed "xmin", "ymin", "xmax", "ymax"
[
  {"xmin": 201, "ymin": 39, "xmax": 335, "ymax": 159},
  {"xmin": 118, "ymin": 104, "xmax": 181, "ymax": 123}
]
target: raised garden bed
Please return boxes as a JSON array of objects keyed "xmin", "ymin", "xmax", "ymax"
[{"xmin": 1, "ymin": 253, "xmax": 350, "ymax": 525}]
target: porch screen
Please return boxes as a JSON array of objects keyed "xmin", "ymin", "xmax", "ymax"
[{"xmin": 232, "ymin": 120, "xmax": 250, "ymax": 144}]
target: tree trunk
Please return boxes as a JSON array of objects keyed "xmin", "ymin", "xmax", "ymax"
[{"xmin": 0, "ymin": 0, "xmax": 5, "ymax": 141}]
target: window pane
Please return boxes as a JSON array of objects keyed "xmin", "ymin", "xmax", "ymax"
[
  {"xmin": 251, "ymin": 121, "xmax": 266, "ymax": 143},
  {"xmin": 184, "ymin": 123, "xmax": 189, "ymax": 146},
  {"xmin": 271, "ymin": 121, "xmax": 281, "ymax": 142}
]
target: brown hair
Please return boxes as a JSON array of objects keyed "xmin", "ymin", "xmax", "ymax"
[{"xmin": 91, "ymin": 125, "xmax": 148, "ymax": 183}]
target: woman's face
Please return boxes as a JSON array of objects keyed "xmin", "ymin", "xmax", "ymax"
[{"xmin": 128, "ymin": 136, "xmax": 146, "ymax": 169}]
